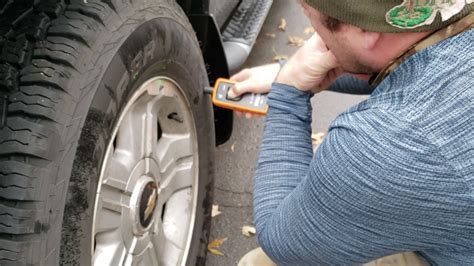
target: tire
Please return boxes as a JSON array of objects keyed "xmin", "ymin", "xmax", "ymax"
[{"xmin": 0, "ymin": 0, "xmax": 215, "ymax": 265}]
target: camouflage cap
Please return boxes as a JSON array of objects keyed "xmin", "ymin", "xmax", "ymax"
[{"xmin": 304, "ymin": 0, "xmax": 474, "ymax": 32}]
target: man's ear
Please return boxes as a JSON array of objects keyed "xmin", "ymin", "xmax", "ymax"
[{"xmin": 362, "ymin": 31, "xmax": 381, "ymax": 50}]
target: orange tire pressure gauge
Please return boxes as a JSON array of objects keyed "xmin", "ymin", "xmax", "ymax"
[{"xmin": 208, "ymin": 78, "xmax": 269, "ymax": 116}]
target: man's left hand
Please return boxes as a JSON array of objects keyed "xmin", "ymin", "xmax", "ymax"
[{"xmin": 276, "ymin": 33, "xmax": 341, "ymax": 92}]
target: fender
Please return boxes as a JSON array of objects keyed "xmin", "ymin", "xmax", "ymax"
[{"xmin": 188, "ymin": 13, "xmax": 234, "ymax": 146}]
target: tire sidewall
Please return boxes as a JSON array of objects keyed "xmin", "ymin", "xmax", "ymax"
[{"xmin": 59, "ymin": 4, "xmax": 214, "ymax": 265}]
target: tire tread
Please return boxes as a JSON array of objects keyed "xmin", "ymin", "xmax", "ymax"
[
  {"xmin": 0, "ymin": 0, "xmax": 96, "ymax": 264},
  {"xmin": 0, "ymin": 0, "xmax": 209, "ymax": 264}
]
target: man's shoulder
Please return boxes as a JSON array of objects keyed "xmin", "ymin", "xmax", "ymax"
[
  {"xmin": 333, "ymin": 78, "xmax": 472, "ymax": 139},
  {"xmin": 329, "ymin": 30, "xmax": 473, "ymax": 168},
  {"xmin": 379, "ymin": 28, "xmax": 473, "ymax": 97},
  {"xmin": 331, "ymin": 78, "xmax": 472, "ymax": 176},
  {"xmin": 356, "ymin": 28, "xmax": 473, "ymax": 132}
]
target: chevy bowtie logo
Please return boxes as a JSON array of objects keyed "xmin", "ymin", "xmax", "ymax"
[{"xmin": 144, "ymin": 186, "xmax": 158, "ymax": 222}]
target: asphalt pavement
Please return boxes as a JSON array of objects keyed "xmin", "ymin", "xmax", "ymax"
[{"xmin": 206, "ymin": 0, "xmax": 368, "ymax": 265}]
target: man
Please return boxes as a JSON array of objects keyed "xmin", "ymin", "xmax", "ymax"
[{"xmin": 231, "ymin": 0, "xmax": 473, "ymax": 265}]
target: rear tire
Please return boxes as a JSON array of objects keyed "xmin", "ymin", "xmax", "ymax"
[{"xmin": 0, "ymin": 0, "xmax": 214, "ymax": 265}]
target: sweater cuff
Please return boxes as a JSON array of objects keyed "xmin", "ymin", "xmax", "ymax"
[{"xmin": 268, "ymin": 83, "xmax": 312, "ymax": 121}]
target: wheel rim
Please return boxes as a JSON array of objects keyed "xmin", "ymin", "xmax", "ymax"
[{"xmin": 92, "ymin": 77, "xmax": 199, "ymax": 266}]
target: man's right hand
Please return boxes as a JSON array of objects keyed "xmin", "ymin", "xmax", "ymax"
[
  {"xmin": 228, "ymin": 63, "xmax": 281, "ymax": 118},
  {"xmin": 228, "ymin": 63, "xmax": 281, "ymax": 99}
]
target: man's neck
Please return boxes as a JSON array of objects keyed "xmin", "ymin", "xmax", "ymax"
[
  {"xmin": 372, "ymin": 31, "xmax": 432, "ymax": 71},
  {"xmin": 370, "ymin": 13, "xmax": 474, "ymax": 86}
]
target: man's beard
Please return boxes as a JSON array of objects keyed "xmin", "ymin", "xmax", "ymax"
[{"xmin": 343, "ymin": 59, "xmax": 379, "ymax": 75}]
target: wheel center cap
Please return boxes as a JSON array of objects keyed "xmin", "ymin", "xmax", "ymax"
[{"xmin": 138, "ymin": 181, "xmax": 159, "ymax": 228}]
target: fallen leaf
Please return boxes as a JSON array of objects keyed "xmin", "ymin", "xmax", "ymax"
[
  {"xmin": 288, "ymin": 36, "xmax": 305, "ymax": 47},
  {"xmin": 278, "ymin": 18, "xmax": 287, "ymax": 31},
  {"xmin": 242, "ymin": 226, "xmax": 256, "ymax": 237},
  {"xmin": 272, "ymin": 47, "xmax": 288, "ymax": 62},
  {"xmin": 208, "ymin": 248, "xmax": 225, "ymax": 256},
  {"xmin": 273, "ymin": 55, "xmax": 288, "ymax": 62},
  {"xmin": 311, "ymin": 132, "xmax": 326, "ymax": 146},
  {"xmin": 265, "ymin": 32, "xmax": 277, "ymax": 38},
  {"xmin": 212, "ymin": 204, "xmax": 222, "ymax": 217},
  {"xmin": 304, "ymin": 26, "xmax": 315, "ymax": 35},
  {"xmin": 208, "ymin": 238, "xmax": 227, "ymax": 256},
  {"xmin": 230, "ymin": 143, "xmax": 235, "ymax": 153},
  {"xmin": 208, "ymin": 248, "xmax": 224, "ymax": 256}
]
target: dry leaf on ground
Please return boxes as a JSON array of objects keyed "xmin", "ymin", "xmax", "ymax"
[
  {"xmin": 242, "ymin": 226, "xmax": 256, "ymax": 237},
  {"xmin": 272, "ymin": 47, "xmax": 288, "ymax": 62},
  {"xmin": 304, "ymin": 26, "xmax": 315, "ymax": 35},
  {"xmin": 265, "ymin": 32, "xmax": 277, "ymax": 38},
  {"xmin": 288, "ymin": 36, "xmax": 305, "ymax": 47},
  {"xmin": 230, "ymin": 143, "xmax": 235, "ymax": 152},
  {"xmin": 273, "ymin": 54, "xmax": 288, "ymax": 62},
  {"xmin": 208, "ymin": 238, "xmax": 227, "ymax": 256},
  {"xmin": 212, "ymin": 204, "xmax": 222, "ymax": 217},
  {"xmin": 278, "ymin": 18, "xmax": 287, "ymax": 31},
  {"xmin": 311, "ymin": 132, "xmax": 326, "ymax": 146}
]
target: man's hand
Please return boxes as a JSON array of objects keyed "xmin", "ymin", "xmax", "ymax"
[
  {"xmin": 276, "ymin": 33, "xmax": 339, "ymax": 92},
  {"xmin": 228, "ymin": 63, "xmax": 280, "ymax": 99},
  {"xmin": 228, "ymin": 64, "xmax": 281, "ymax": 118},
  {"xmin": 228, "ymin": 33, "xmax": 341, "ymax": 118}
]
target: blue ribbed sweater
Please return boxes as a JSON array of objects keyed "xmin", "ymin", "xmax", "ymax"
[{"xmin": 253, "ymin": 29, "xmax": 473, "ymax": 265}]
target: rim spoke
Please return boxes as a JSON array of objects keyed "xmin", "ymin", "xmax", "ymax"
[
  {"xmin": 93, "ymin": 231, "xmax": 127, "ymax": 265},
  {"xmin": 143, "ymin": 96, "xmax": 162, "ymax": 158},
  {"xmin": 127, "ymin": 234, "xmax": 155, "ymax": 256},
  {"xmin": 156, "ymin": 134, "xmax": 193, "ymax": 176},
  {"xmin": 126, "ymin": 243, "xmax": 160, "ymax": 266},
  {"xmin": 152, "ymin": 220, "xmax": 182, "ymax": 266},
  {"xmin": 163, "ymin": 189, "xmax": 193, "ymax": 248},
  {"xmin": 100, "ymin": 144, "xmax": 115, "ymax": 179},
  {"xmin": 144, "ymin": 243, "xmax": 160, "ymax": 266},
  {"xmin": 116, "ymin": 94, "xmax": 162, "ymax": 166},
  {"xmin": 99, "ymin": 144, "xmax": 132, "ymax": 192},
  {"xmin": 102, "ymin": 156, "xmax": 133, "ymax": 192},
  {"xmin": 100, "ymin": 185, "xmax": 129, "ymax": 213},
  {"xmin": 99, "ymin": 155, "xmax": 135, "ymax": 213},
  {"xmin": 158, "ymin": 160, "xmax": 193, "ymax": 205},
  {"xmin": 94, "ymin": 207, "xmax": 121, "ymax": 234},
  {"xmin": 115, "ymin": 107, "xmax": 143, "ymax": 169}
]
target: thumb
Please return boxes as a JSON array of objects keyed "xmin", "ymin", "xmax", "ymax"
[{"xmin": 228, "ymin": 80, "xmax": 253, "ymax": 98}]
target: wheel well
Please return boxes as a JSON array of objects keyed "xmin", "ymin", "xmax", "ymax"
[
  {"xmin": 188, "ymin": 14, "xmax": 233, "ymax": 146},
  {"xmin": 177, "ymin": 0, "xmax": 210, "ymax": 14}
]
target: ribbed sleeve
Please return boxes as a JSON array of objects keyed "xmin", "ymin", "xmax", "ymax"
[{"xmin": 329, "ymin": 75, "xmax": 375, "ymax": 95}]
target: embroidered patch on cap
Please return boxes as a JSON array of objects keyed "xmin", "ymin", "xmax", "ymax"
[{"xmin": 386, "ymin": 0, "xmax": 472, "ymax": 29}]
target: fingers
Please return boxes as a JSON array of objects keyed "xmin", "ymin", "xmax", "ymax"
[
  {"xmin": 333, "ymin": 67, "xmax": 346, "ymax": 77},
  {"xmin": 317, "ymin": 68, "xmax": 340, "ymax": 91},
  {"xmin": 230, "ymin": 68, "xmax": 251, "ymax": 82},
  {"xmin": 319, "ymin": 50, "xmax": 339, "ymax": 70},
  {"xmin": 307, "ymin": 50, "xmax": 339, "ymax": 78},
  {"xmin": 307, "ymin": 32, "xmax": 328, "ymax": 52},
  {"xmin": 229, "ymin": 69, "xmax": 253, "ymax": 99},
  {"xmin": 228, "ymin": 79, "xmax": 253, "ymax": 99},
  {"xmin": 235, "ymin": 111, "xmax": 257, "ymax": 119}
]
